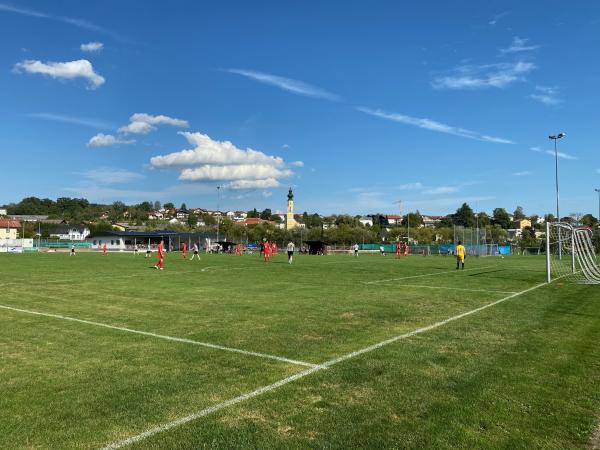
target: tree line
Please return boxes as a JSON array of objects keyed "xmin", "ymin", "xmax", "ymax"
[{"xmin": 4, "ymin": 197, "xmax": 598, "ymax": 246}]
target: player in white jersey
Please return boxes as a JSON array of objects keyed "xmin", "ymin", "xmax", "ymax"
[
  {"xmin": 287, "ymin": 241, "xmax": 295, "ymax": 264},
  {"xmin": 190, "ymin": 243, "xmax": 201, "ymax": 260}
]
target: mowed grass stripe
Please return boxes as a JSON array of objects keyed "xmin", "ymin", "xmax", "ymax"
[
  {"xmin": 102, "ymin": 281, "xmax": 548, "ymax": 449},
  {"xmin": 0, "ymin": 302, "xmax": 319, "ymax": 368},
  {"xmin": 0, "ymin": 274, "xmax": 511, "ymax": 363},
  {"xmin": 0, "ymin": 311, "xmax": 302, "ymax": 449},
  {"xmin": 362, "ymin": 265, "xmax": 494, "ymax": 284}
]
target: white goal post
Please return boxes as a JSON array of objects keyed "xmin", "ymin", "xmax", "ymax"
[{"xmin": 546, "ymin": 221, "xmax": 600, "ymax": 284}]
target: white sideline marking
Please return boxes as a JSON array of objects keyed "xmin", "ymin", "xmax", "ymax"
[
  {"xmin": 363, "ymin": 265, "xmax": 494, "ymax": 284},
  {"xmin": 102, "ymin": 280, "xmax": 549, "ymax": 449},
  {"xmin": 0, "ymin": 304, "xmax": 318, "ymax": 369},
  {"xmin": 398, "ymin": 284, "xmax": 517, "ymax": 294}
]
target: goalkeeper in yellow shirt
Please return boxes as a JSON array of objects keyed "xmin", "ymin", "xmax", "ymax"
[{"xmin": 455, "ymin": 241, "xmax": 466, "ymax": 270}]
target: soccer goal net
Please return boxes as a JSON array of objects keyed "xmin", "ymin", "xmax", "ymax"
[{"xmin": 546, "ymin": 222, "xmax": 600, "ymax": 284}]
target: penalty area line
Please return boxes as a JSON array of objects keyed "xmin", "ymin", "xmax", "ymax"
[
  {"xmin": 101, "ymin": 280, "xmax": 549, "ymax": 450},
  {"xmin": 0, "ymin": 303, "xmax": 319, "ymax": 369},
  {"xmin": 362, "ymin": 265, "xmax": 494, "ymax": 284},
  {"xmin": 398, "ymin": 284, "xmax": 517, "ymax": 294}
]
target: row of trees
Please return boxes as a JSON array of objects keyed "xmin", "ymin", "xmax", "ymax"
[{"xmin": 5, "ymin": 197, "xmax": 599, "ymax": 247}]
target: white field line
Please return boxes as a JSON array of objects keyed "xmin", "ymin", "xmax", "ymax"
[
  {"xmin": 102, "ymin": 280, "xmax": 549, "ymax": 450},
  {"xmin": 0, "ymin": 267, "xmax": 225, "ymax": 287},
  {"xmin": 362, "ymin": 265, "xmax": 494, "ymax": 284},
  {"xmin": 397, "ymin": 284, "xmax": 517, "ymax": 294},
  {"xmin": 0, "ymin": 303, "xmax": 319, "ymax": 369}
]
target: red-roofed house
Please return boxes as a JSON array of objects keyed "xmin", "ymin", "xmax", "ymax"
[
  {"xmin": 244, "ymin": 218, "xmax": 276, "ymax": 226},
  {"xmin": 0, "ymin": 219, "xmax": 21, "ymax": 240}
]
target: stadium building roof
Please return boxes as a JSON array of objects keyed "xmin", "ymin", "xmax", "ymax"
[
  {"xmin": 0, "ymin": 219, "xmax": 21, "ymax": 228},
  {"xmin": 89, "ymin": 229, "xmax": 180, "ymax": 238},
  {"xmin": 89, "ymin": 229, "xmax": 218, "ymax": 239}
]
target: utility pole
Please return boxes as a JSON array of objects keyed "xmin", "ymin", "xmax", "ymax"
[{"xmin": 393, "ymin": 199, "xmax": 409, "ymax": 242}]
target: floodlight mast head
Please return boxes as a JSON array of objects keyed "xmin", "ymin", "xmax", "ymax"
[{"xmin": 549, "ymin": 133, "xmax": 566, "ymax": 140}]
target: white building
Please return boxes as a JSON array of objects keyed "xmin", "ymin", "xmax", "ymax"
[
  {"xmin": 422, "ymin": 215, "xmax": 445, "ymax": 228},
  {"xmin": 0, "ymin": 219, "xmax": 20, "ymax": 240},
  {"xmin": 507, "ymin": 229, "xmax": 522, "ymax": 240},
  {"xmin": 148, "ymin": 211, "xmax": 164, "ymax": 220},
  {"xmin": 89, "ymin": 235, "xmax": 127, "ymax": 250},
  {"xmin": 359, "ymin": 216, "xmax": 373, "ymax": 227},
  {"xmin": 50, "ymin": 225, "xmax": 90, "ymax": 241}
]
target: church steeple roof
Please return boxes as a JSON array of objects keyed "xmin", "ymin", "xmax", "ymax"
[{"xmin": 287, "ymin": 187, "xmax": 294, "ymax": 201}]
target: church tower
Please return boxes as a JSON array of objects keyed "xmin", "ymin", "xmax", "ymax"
[{"xmin": 286, "ymin": 187, "xmax": 297, "ymax": 230}]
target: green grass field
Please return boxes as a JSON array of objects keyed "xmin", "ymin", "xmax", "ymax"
[{"xmin": 1, "ymin": 251, "xmax": 599, "ymax": 449}]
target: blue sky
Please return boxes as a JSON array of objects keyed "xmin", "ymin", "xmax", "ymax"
[{"xmin": 1, "ymin": 1, "xmax": 599, "ymax": 217}]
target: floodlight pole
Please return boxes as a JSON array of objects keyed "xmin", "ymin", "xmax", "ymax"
[
  {"xmin": 476, "ymin": 212, "xmax": 480, "ymax": 257},
  {"xmin": 546, "ymin": 221, "xmax": 551, "ymax": 283},
  {"xmin": 549, "ymin": 133, "xmax": 565, "ymax": 259},
  {"xmin": 595, "ymin": 188, "xmax": 600, "ymax": 226},
  {"xmin": 216, "ymin": 185, "xmax": 221, "ymax": 243}
]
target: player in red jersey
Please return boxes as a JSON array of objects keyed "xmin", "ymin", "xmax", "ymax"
[
  {"xmin": 102, "ymin": 243, "xmax": 107, "ymax": 256},
  {"xmin": 395, "ymin": 241, "xmax": 401, "ymax": 258},
  {"xmin": 154, "ymin": 240, "xmax": 164, "ymax": 270},
  {"xmin": 235, "ymin": 243, "xmax": 242, "ymax": 256},
  {"xmin": 264, "ymin": 240, "xmax": 271, "ymax": 262},
  {"xmin": 182, "ymin": 242, "xmax": 187, "ymax": 259},
  {"xmin": 271, "ymin": 242, "xmax": 277, "ymax": 256},
  {"xmin": 404, "ymin": 242, "xmax": 409, "ymax": 257}
]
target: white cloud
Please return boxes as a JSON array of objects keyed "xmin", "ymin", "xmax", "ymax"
[
  {"xmin": 489, "ymin": 11, "xmax": 509, "ymax": 26},
  {"xmin": 0, "ymin": 3, "xmax": 126, "ymax": 41},
  {"xmin": 358, "ymin": 107, "xmax": 513, "ymax": 144},
  {"xmin": 80, "ymin": 42, "xmax": 104, "ymax": 52},
  {"xmin": 179, "ymin": 165, "xmax": 292, "ymax": 182},
  {"xmin": 553, "ymin": 151, "xmax": 577, "ymax": 160},
  {"xmin": 118, "ymin": 121, "xmax": 154, "ymax": 135},
  {"xmin": 530, "ymin": 146, "xmax": 577, "ymax": 160},
  {"xmin": 289, "ymin": 161, "xmax": 304, "ymax": 167},
  {"xmin": 88, "ymin": 133, "xmax": 135, "ymax": 147},
  {"xmin": 62, "ymin": 182, "xmax": 214, "ymax": 202},
  {"xmin": 398, "ymin": 182, "xmax": 424, "ymax": 190},
  {"xmin": 431, "ymin": 61, "xmax": 535, "ymax": 90},
  {"xmin": 530, "ymin": 85, "xmax": 562, "ymax": 106},
  {"xmin": 282, "ymin": 144, "xmax": 291, "ymax": 150},
  {"xmin": 14, "ymin": 59, "xmax": 105, "ymax": 89},
  {"xmin": 512, "ymin": 171, "xmax": 532, "ymax": 176},
  {"xmin": 118, "ymin": 113, "xmax": 189, "ymax": 135},
  {"xmin": 226, "ymin": 69, "xmax": 341, "ymax": 101},
  {"xmin": 500, "ymin": 37, "xmax": 540, "ymax": 55},
  {"xmin": 78, "ymin": 167, "xmax": 144, "ymax": 184},
  {"xmin": 422, "ymin": 186, "xmax": 459, "ymax": 195},
  {"xmin": 225, "ymin": 179, "xmax": 281, "ymax": 189},
  {"xmin": 150, "ymin": 131, "xmax": 294, "ymax": 190},
  {"xmin": 130, "ymin": 113, "xmax": 189, "ymax": 128},
  {"xmin": 151, "ymin": 132, "xmax": 284, "ymax": 168},
  {"xmin": 404, "ymin": 196, "xmax": 495, "ymax": 208},
  {"xmin": 28, "ymin": 113, "xmax": 114, "ymax": 130}
]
